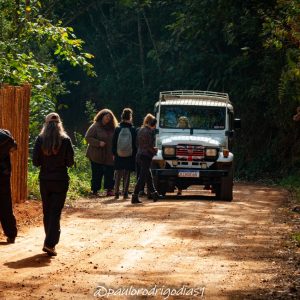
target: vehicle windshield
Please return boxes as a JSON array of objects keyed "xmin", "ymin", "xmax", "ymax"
[{"xmin": 159, "ymin": 105, "xmax": 226, "ymax": 130}]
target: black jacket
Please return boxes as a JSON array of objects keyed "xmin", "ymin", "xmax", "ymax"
[
  {"xmin": 0, "ymin": 129, "xmax": 17, "ymax": 176},
  {"xmin": 32, "ymin": 135, "xmax": 74, "ymax": 180},
  {"xmin": 136, "ymin": 126, "xmax": 156, "ymax": 159},
  {"xmin": 112, "ymin": 122, "xmax": 137, "ymax": 171}
]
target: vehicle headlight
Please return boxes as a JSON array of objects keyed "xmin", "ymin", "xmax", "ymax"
[
  {"xmin": 163, "ymin": 147, "xmax": 175, "ymax": 156},
  {"xmin": 205, "ymin": 148, "xmax": 218, "ymax": 157}
]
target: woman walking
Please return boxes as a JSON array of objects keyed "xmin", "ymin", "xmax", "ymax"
[
  {"xmin": 85, "ymin": 109, "xmax": 118, "ymax": 196},
  {"xmin": 0, "ymin": 129, "xmax": 18, "ymax": 244},
  {"xmin": 112, "ymin": 108, "xmax": 136, "ymax": 200},
  {"xmin": 33, "ymin": 113, "xmax": 74, "ymax": 256},
  {"xmin": 131, "ymin": 114, "xmax": 163, "ymax": 204}
]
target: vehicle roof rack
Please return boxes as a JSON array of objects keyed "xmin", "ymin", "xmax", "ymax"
[{"xmin": 159, "ymin": 90, "xmax": 230, "ymax": 104}]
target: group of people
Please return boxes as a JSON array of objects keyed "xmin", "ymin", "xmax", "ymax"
[
  {"xmin": 85, "ymin": 108, "xmax": 163, "ymax": 203},
  {"xmin": 0, "ymin": 107, "xmax": 162, "ymax": 256}
]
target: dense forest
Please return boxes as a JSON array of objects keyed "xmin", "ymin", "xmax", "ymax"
[{"xmin": 1, "ymin": 0, "xmax": 300, "ymax": 181}]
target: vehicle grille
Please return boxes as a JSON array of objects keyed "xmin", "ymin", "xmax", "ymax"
[{"xmin": 176, "ymin": 145, "xmax": 205, "ymax": 160}]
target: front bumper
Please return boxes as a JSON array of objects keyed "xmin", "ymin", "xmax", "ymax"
[{"xmin": 152, "ymin": 168, "xmax": 228, "ymax": 177}]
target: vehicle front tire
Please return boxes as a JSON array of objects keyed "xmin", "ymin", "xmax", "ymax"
[
  {"xmin": 215, "ymin": 168, "xmax": 233, "ymax": 201},
  {"xmin": 153, "ymin": 175, "xmax": 167, "ymax": 196}
]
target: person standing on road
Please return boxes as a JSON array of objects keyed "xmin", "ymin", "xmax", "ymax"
[
  {"xmin": 112, "ymin": 108, "xmax": 137, "ymax": 200},
  {"xmin": 33, "ymin": 113, "xmax": 74, "ymax": 256},
  {"xmin": 85, "ymin": 109, "xmax": 118, "ymax": 197},
  {"xmin": 131, "ymin": 114, "xmax": 163, "ymax": 204},
  {"xmin": 135, "ymin": 126, "xmax": 155, "ymax": 199},
  {"xmin": 0, "ymin": 129, "xmax": 18, "ymax": 244},
  {"xmin": 176, "ymin": 116, "xmax": 190, "ymax": 196}
]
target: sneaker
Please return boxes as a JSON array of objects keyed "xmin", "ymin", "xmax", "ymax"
[
  {"xmin": 106, "ymin": 190, "xmax": 114, "ymax": 197},
  {"xmin": 123, "ymin": 193, "xmax": 129, "ymax": 200},
  {"xmin": 6, "ymin": 237, "xmax": 15, "ymax": 244},
  {"xmin": 42, "ymin": 245, "xmax": 57, "ymax": 256}
]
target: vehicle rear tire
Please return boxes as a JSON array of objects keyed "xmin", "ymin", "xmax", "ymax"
[{"xmin": 215, "ymin": 168, "xmax": 233, "ymax": 201}]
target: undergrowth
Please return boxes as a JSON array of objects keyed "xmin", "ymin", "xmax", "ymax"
[{"xmin": 280, "ymin": 172, "xmax": 300, "ymax": 203}]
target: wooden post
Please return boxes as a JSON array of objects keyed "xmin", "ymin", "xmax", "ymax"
[{"xmin": 0, "ymin": 84, "xmax": 31, "ymax": 203}]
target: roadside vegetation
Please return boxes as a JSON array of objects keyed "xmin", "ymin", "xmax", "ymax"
[
  {"xmin": 0, "ymin": 0, "xmax": 299, "ymax": 199},
  {"xmin": 280, "ymin": 174, "xmax": 300, "ymax": 202}
]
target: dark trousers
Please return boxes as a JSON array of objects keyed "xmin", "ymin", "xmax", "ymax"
[
  {"xmin": 91, "ymin": 161, "xmax": 114, "ymax": 193},
  {"xmin": 114, "ymin": 170, "xmax": 130, "ymax": 195},
  {"xmin": 133, "ymin": 155, "xmax": 156, "ymax": 195},
  {"xmin": 136, "ymin": 162, "xmax": 146, "ymax": 193},
  {"xmin": 0, "ymin": 175, "xmax": 17, "ymax": 239},
  {"xmin": 40, "ymin": 180, "xmax": 69, "ymax": 248}
]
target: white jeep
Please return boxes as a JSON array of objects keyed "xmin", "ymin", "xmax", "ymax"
[{"xmin": 152, "ymin": 90, "xmax": 241, "ymax": 201}]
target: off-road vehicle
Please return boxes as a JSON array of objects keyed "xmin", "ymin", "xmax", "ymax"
[{"xmin": 151, "ymin": 90, "xmax": 241, "ymax": 201}]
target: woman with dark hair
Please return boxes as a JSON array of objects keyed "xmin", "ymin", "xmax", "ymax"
[
  {"xmin": 33, "ymin": 112, "xmax": 74, "ymax": 256},
  {"xmin": 131, "ymin": 113, "xmax": 163, "ymax": 204},
  {"xmin": 112, "ymin": 108, "xmax": 136, "ymax": 200},
  {"xmin": 85, "ymin": 109, "xmax": 118, "ymax": 196}
]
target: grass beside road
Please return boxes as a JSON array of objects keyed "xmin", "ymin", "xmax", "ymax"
[{"xmin": 280, "ymin": 172, "xmax": 300, "ymax": 203}]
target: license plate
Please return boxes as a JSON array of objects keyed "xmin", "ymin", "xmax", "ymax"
[{"xmin": 178, "ymin": 171, "xmax": 200, "ymax": 178}]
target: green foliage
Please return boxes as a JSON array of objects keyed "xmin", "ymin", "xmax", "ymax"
[
  {"xmin": 291, "ymin": 232, "xmax": 300, "ymax": 246},
  {"xmin": 84, "ymin": 100, "xmax": 97, "ymax": 123},
  {"xmin": 27, "ymin": 162, "xmax": 40, "ymax": 200},
  {"xmin": 42, "ymin": 0, "xmax": 300, "ymax": 181},
  {"xmin": 67, "ymin": 132, "xmax": 91, "ymax": 200},
  {"xmin": 72, "ymin": 132, "xmax": 90, "ymax": 176},
  {"xmin": 0, "ymin": 0, "xmax": 96, "ymax": 141},
  {"xmin": 280, "ymin": 173, "xmax": 300, "ymax": 202},
  {"xmin": 4, "ymin": 0, "xmax": 300, "ymax": 195},
  {"xmin": 263, "ymin": 0, "xmax": 300, "ymax": 103}
]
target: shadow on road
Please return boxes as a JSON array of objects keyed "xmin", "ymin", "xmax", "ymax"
[{"xmin": 4, "ymin": 254, "xmax": 52, "ymax": 269}]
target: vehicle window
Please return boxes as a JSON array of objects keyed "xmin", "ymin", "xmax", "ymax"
[{"xmin": 159, "ymin": 105, "xmax": 226, "ymax": 129}]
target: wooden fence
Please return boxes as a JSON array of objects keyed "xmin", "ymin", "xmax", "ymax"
[{"xmin": 0, "ymin": 84, "xmax": 31, "ymax": 203}]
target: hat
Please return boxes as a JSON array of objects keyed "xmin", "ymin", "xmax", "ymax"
[{"xmin": 45, "ymin": 112, "xmax": 61, "ymax": 123}]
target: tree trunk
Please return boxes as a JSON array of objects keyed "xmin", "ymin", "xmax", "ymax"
[
  {"xmin": 137, "ymin": 8, "xmax": 145, "ymax": 89},
  {"xmin": 142, "ymin": 8, "xmax": 161, "ymax": 74}
]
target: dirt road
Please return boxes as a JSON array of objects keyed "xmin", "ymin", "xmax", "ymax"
[{"xmin": 0, "ymin": 183, "xmax": 299, "ymax": 300}]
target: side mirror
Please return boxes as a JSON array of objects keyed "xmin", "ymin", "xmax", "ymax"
[
  {"xmin": 234, "ymin": 118, "xmax": 241, "ymax": 129},
  {"xmin": 225, "ymin": 130, "xmax": 234, "ymax": 137}
]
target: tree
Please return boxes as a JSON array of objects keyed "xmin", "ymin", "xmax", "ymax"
[
  {"xmin": 34, "ymin": 0, "xmax": 300, "ymax": 177},
  {"xmin": 0, "ymin": 0, "xmax": 95, "ymax": 138}
]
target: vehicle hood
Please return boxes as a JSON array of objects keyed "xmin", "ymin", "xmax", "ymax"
[{"xmin": 159, "ymin": 134, "xmax": 224, "ymax": 147}]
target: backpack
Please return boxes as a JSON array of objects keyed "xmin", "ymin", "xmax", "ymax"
[
  {"xmin": 117, "ymin": 127, "xmax": 133, "ymax": 157},
  {"xmin": 0, "ymin": 129, "xmax": 15, "ymax": 175}
]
